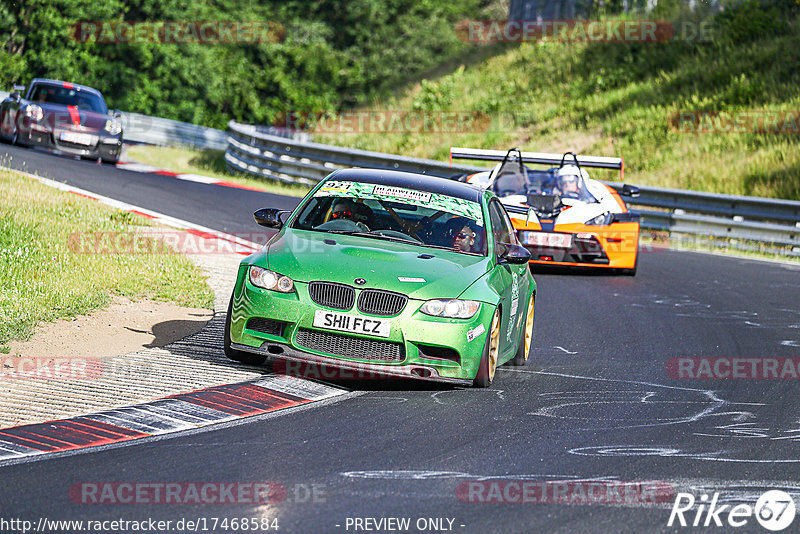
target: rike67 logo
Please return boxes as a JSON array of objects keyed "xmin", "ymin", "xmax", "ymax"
[{"xmin": 668, "ymin": 490, "xmax": 796, "ymax": 531}]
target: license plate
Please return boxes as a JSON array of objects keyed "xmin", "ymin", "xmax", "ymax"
[
  {"xmin": 59, "ymin": 132, "xmax": 95, "ymax": 145},
  {"xmin": 522, "ymin": 231, "xmax": 573, "ymax": 248},
  {"xmin": 312, "ymin": 310, "xmax": 391, "ymax": 338}
]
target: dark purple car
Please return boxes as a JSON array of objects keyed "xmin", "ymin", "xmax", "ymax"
[{"xmin": 0, "ymin": 78, "xmax": 123, "ymax": 164}]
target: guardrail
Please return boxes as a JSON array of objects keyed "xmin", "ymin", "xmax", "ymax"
[
  {"xmin": 600, "ymin": 182, "xmax": 800, "ymax": 255},
  {"xmin": 225, "ymin": 121, "xmax": 482, "ymax": 185},
  {"xmin": 123, "ymin": 115, "xmax": 306, "ymax": 149},
  {"xmin": 120, "ymin": 113, "xmax": 227, "ymax": 149},
  {"xmin": 226, "ymin": 120, "xmax": 800, "ymax": 257}
]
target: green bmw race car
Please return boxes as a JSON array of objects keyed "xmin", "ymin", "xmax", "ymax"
[{"xmin": 225, "ymin": 169, "xmax": 536, "ymax": 387}]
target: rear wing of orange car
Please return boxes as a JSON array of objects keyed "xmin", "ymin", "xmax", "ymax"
[{"xmin": 449, "ymin": 147, "xmax": 624, "ymax": 181}]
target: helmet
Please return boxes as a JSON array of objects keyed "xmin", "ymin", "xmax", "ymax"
[
  {"xmin": 556, "ymin": 164, "xmax": 589, "ymax": 183},
  {"xmin": 330, "ymin": 198, "xmax": 358, "ymax": 221},
  {"xmin": 555, "ymin": 165, "xmax": 589, "ymax": 199}
]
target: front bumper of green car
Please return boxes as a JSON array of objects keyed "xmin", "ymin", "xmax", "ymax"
[{"xmin": 228, "ymin": 269, "xmax": 495, "ymax": 386}]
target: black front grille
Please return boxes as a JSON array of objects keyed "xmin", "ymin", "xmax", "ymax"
[
  {"xmin": 309, "ymin": 282, "xmax": 355, "ymax": 310},
  {"xmin": 417, "ymin": 344, "xmax": 460, "ymax": 364},
  {"xmin": 295, "ymin": 329, "xmax": 403, "ymax": 362},
  {"xmin": 246, "ymin": 317, "xmax": 285, "ymax": 337},
  {"xmin": 357, "ymin": 289, "xmax": 408, "ymax": 316}
]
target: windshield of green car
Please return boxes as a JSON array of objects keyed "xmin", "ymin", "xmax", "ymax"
[{"xmin": 291, "ymin": 180, "xmax": 488, "ymax": 256}]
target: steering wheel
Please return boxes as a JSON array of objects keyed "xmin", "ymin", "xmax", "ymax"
[
  {"xmin": 313, "ymin": 219, "xmax": 362, "ymax": 232},
  {"xmin": 403, "ymin": 215, "xmax": 439, "ymax": 239},
  {"xmin": 372, "ymin": 229, "xmax": 421, "ymax": 242}
]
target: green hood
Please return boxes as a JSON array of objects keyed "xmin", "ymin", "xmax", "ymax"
[{"xmin": 263, "ymin": 229, "xmax": 490, "ymax": 301}]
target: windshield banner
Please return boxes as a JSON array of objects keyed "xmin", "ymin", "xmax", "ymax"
[{"xmin": 316, "ymin": 181, "xmax": 484, "ymax": 225}]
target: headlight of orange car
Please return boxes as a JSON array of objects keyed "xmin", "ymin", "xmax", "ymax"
[{"xmin": 586, "ymin": 213, "xmax": 613, "ymax": 225}]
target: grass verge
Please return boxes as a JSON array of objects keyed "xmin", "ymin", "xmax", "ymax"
[
  {"xmin": 0, "ymin": 168, "xmax": 214, "ymax": 351},
  {"xmin": 314, "ymin": 6, "xmax": 800, "ymax": 200},
  {"xmin": 124, "ymin": 145, "xmax": 312, "ymax": 198}
]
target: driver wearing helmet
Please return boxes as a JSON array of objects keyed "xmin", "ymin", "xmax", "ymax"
[
  {"xmin": 329, "ymin": 197, "xmax": 373, "ymax": 230},
  {"xmin": 555, "ymin": 165, "xmax": 590, "ymax": 200},
  {"xmin": 330, "ymin": 198, "xmax": 359, "ymax": 222}
]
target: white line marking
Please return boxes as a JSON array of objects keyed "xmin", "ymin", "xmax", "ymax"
[
  {"xmin": 339, "ymin": 470, "xmax": 619, "ymax": 482},
  {"xmin": 172, "ymin": 173, "xmax": 221, "ymax": 185},
  {"xmin": 253, "ymin": 376, "xmax": 345, "ymax": 401},
  {"xmin": 554, "ymin": 346, "xmax": 578, "ymax": 354}
]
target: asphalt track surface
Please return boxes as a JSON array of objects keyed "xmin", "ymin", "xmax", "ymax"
[{"xmin": 2, "ymin": 145, "xmax": 800, "ymax": 533}]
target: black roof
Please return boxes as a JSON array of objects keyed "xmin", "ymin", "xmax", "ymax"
[
  {"xmin": 327, "ymin": 168, "xmax": 483, "ymax": 202},
  {"xmin": 28, "ymin": 78, "xmax": 105, "ymax": 99}
]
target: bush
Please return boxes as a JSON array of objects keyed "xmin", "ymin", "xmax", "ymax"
[
  {"xmin": 716, "ymin": 0, "xmax": 789, "ymax": 42},
  {"xmin": 0, "ymin": 0, "xmax": 486, "ymax": 127}
]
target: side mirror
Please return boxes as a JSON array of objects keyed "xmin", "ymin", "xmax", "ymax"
[
  {"xmin": 620, "ymin": 184, "xmax": 640, "ymax": 198},
  {"xmin": 254, "ymin": 208, "xmax": 290, "ymax": 229},
  {"xmin": 9, "ymin": 92, "xmax": 20, "ymax": 101},
  {"xmin": 498, "ymin": 243, "xmax": 531, "ymax": 265}
]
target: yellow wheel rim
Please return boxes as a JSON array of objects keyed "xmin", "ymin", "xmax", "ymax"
[
  {"xmin": 523, "ymin": 294, "xmax": 535, "ymax": 361},
  {"xmin": 488, "ymin": 309, "xmax": 500, "ymax": 381}
]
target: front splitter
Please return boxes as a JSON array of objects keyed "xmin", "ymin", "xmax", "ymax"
[{"xmin": 232, "ymin": 342, "xmax": 474, "ymax": 387}]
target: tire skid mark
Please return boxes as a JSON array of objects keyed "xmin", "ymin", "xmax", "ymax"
[{"xmin": 499, "ymin": 368, "xmax": 800, "ymax": 463}]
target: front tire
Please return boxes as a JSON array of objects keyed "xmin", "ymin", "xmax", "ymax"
[
  {"xmin": 508, "ymin": 293, "xmax": 535, "ymax": 366},
  {"xmin": 473, "ymin": 308, "xmax": 501, "ymax": 388},
  {"xmin": 224, "ymin": 292, "xmax": 266, "ymax": 366}
]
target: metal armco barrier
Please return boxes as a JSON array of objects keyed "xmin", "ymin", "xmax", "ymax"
[
  {"xmin": 226, "ymin": 120, "xmax": 800, "ymax": 256},
  {"xmin": 120, "ymin": 113, "xmax": 227, "ymax": 149},
  {"xmin": 226, "ymin": 121, "xmax": 484, "ymax": 185},
  {"xmin": 121, "ymin": 112, "xmax": 228, "ymax": 149},
  {"xmin": 122, "ymin": 115, "xmax": 305, "ymax": 150}
]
